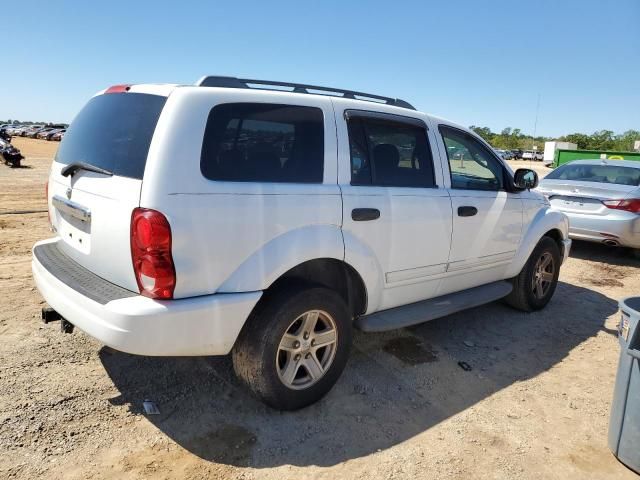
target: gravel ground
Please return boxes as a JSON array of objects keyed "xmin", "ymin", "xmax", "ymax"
[{"xmin": 0, "ymin": 138, "xmax": 638, "ymax": 479}]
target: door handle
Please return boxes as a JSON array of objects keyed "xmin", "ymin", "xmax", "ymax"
[
  {"xmin": 457, "ymin": 206, "xmax": 478, "ymax": 217},
  {"xmin": 352, "ymin": 208, "xmax": 380, "ymax": 221}
]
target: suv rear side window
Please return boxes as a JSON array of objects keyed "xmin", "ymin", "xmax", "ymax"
[
  {"xmin": 201, "ymin": 103, "xmax": 324, "ymax": 183},
  {"xmin": 348, "ymin": 115, "xmax": 435, "ymax": 188},
  {"xmin": 56, "ymin": 93, "xmax": 166, "ymax": 180}
]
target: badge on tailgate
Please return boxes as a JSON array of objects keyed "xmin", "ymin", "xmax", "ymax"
[{"xmin": 52, "ymin": 195, "xmax": 91, "ymax": 223}]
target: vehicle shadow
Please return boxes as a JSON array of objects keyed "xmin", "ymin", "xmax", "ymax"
[
  {"xmin": 101, "ymin": 281, "xmax": 617, "ymax": 468},
  {"xmin": 569, "ymin": 239, "xmax": 640, "ymax": 268}
]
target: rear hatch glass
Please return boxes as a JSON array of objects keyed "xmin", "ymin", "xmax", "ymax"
[
  {"xmin": 545, "ymin": 164, "xmax": 640, "ymax": 187},
  {"xmin": 49, "ymin": 91, "xmax": 167, "ymax": 292},
  {"xmin": 56, "ymin": 92, "xmax": 166, "ymax": 179}
]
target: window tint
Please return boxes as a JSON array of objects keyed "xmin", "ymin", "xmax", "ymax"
[
  {"xmin": 440, "ymin": 126, "xmax": 505, "ymax": 191},
  {"xmin": 348, "ymin": 116, "xmax": 435, "ymax": 188},
  {"xmin": 56, "ymin": 93, "xmax": 166, "ymax": 179},
  {"xmin": 201, "ymin": 103, "xmax": 324, "ymax": 183},
  {"xmin": 545, "ymin": 163, "xmax": 640, "ymax": 186}
]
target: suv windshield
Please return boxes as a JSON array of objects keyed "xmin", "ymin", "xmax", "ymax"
[
  {"xmin": 545, "ymin": 163, "xmax": 640, "ymax": 186},
  {"xmin": 56, "ymin": 93, "xmax": 166, "ymax": 179}
]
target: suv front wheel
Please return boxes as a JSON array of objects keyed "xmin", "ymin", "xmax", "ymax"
[
  {"xmin": 232, "ymin": 286, "xmax": 352, "ymax": 410},
  {"xmin": 504, "ymin": 236, "xmax": 561, "ymax": 312}
]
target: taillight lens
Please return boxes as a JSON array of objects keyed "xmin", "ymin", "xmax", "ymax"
[
  {"xmin": 130, "ymin": 208, "xmax": 176, "ymax": 299},
  {"xmin": 602, "ymin": 199, "xmax": 640, "ymax": 214}
]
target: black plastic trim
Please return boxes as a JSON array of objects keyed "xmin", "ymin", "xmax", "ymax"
[
  {"xmin": 344, "ymin": 109, "xmax": 427, "ymax": 129},
  {"xmin": 34, "ymin": 242, "xmax": 137, "ymax": 305},
  {"xmin": 352, "ymin": 208, "xmax": 381, "ymax": 221},
  {"xmin": 197, "ymin": 76, "xmax": 416, "ymax": 110}
]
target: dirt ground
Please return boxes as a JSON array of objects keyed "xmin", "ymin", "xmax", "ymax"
[{"xmin": 1, "ymin": 138, "xmax": 638, "ymax": 479}]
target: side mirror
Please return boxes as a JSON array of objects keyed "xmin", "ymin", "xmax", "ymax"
[{"xmin": 513, "ymin": 168, "xmax": 538, "ymax": 190}]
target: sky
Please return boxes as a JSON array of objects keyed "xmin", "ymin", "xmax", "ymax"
[{"xmin": 1, "ymin": 0, "xmax": 638, "ymax": 137}]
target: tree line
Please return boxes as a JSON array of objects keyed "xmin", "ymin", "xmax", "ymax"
[{"xmin": 469, "ymin": 126, "xmax": 639, "ymax": 152}]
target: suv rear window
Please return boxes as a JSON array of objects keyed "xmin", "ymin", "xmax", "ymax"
[
  {"xmin": 55, "ymin": 93, "xmax": 166, "ymax": 180},
  {"xmin": 200, "ymin": 103, "xmax": 324, "ymax": 183},
  {"xmin": 545, "ymin": 163, "xmax": 640, "ymax": 186}
]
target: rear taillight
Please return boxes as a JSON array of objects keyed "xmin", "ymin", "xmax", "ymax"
[
  {"xmin": 130, "ymin": 208, "xmax": 176, "ymax": 299},
  {"xmin": 602, "ymin": 199, "xmax": 640, "ymax": 214}
]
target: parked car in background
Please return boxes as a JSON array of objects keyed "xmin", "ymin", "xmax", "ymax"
[
  {"xmin": 50, "ymin": 129, "xmax": 66, "ymax": 141},
  {"xmin": 26, "ymin": 126, "xmax": 48, "ymax": 138},
  {"xmin": 33, "ymin": 76, "xmax": 571, "ymax": 410},
  {"xmin": 37, "ymin": 126, "xmax": 67, "ymax": 139},
  {"xmin": 36, "ymin": 129, "xmax": 55, "ymax": 139},
  {"xmin": 522, "ymin": 150, "xmax": 542, "ymax": 161},
  {"xmin": 38, "ymin": 128, "xmax": 63, "ymax": 140},
  {"xmin": 537, "ymin": 159, "xmax": 640, "ymax": 256},
  {"xmin": 5, "ymin": 125, "xmax": 20, "ymax": 135},
  {"xmin": 8, "ymin": 125, "xmax": 27, "ymax": 136}
]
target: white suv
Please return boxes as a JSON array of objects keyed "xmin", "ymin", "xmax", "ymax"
[{"xmin": 33, "ymin": 76, "xmax": 571, "ymax": 409}]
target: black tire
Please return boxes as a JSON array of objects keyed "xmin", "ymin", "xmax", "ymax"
[
  {"xmin": 504, "ymin": 236, "xmax": 561, "ymax": 312},
  {"xmin": 232, "ymin": 285, "xmax": 352, "ymax": 410}
]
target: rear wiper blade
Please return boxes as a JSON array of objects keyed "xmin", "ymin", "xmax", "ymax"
[{"xmin": 61, "ymin": 162, "xmax": 113, "ymax": 177}]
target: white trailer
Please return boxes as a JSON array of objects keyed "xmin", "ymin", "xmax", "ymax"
[{"xmin": 544, "ymin": 141, "xmax": 577, "ymax": 166}]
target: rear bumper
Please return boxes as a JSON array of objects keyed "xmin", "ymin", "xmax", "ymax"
[
  {"xmin": 564, "ymin": 212, "xmax": 640, "ymax": 248},
  {"xmin": 32, "ymin": 239, "xmax": 262, "ymax": 356}
]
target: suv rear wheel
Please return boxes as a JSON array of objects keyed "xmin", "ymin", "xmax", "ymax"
[
  {"xmin": 232, "ymin": 286, "xmax": 352, "ymax": 410},
  {"xmin": 504, "ymin": 236, "xmax": 561, "ymax": 312}
]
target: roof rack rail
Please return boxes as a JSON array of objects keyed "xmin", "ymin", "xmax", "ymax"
[{"xmin": 195, "ymin": 76, "xmax": 416, "ymax": 110}]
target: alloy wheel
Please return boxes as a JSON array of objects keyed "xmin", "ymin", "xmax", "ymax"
[
  {"xmin": 276, "ymin": 310, "xmax": 338, "ymax": 390},
  {"xmin": 532, "ymin": 252, "xmax": 555, "ymax": 299}
]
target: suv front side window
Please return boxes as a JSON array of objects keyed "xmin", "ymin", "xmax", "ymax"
[{"xmin": 440, "ymin": 126, "xmax": 505, "ymax": 191}]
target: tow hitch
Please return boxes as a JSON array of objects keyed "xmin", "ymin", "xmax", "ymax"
[{"xmin": 41, "ymin": 307, "xmax": 74, "ymax": 334}]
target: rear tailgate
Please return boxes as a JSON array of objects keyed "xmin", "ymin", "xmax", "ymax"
[{"xmin": 48, "ymin": 90, "xmax": 167, "ymax": 292}]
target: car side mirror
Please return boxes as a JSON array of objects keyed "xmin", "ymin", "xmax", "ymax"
[{"xmin": 513, "ymin": 168, "xmax": 538, "ymax": 190}]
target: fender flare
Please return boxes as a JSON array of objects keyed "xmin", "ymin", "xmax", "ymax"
[
  {"xmin": 505, "ymin": 207, "xmax": 569, "ymax": 278},
  {"xmin": 341, "ymin": 230, "xmax": 385, "ymax": 314},
  {"xmin": 217, "ymin": 224, "xmax": 345, "ymax": 293}
]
